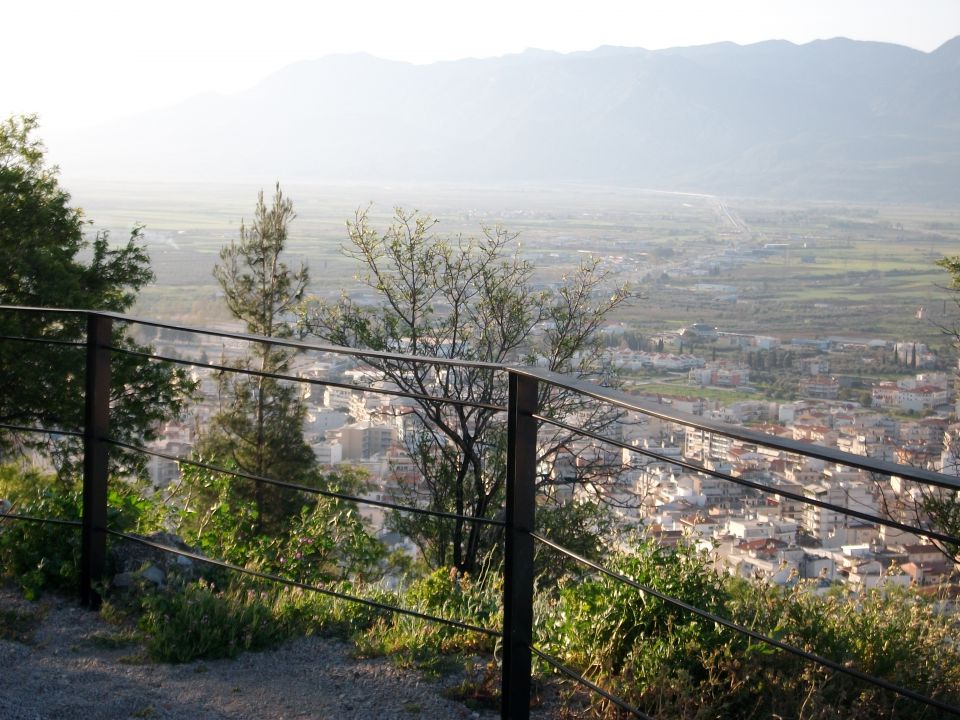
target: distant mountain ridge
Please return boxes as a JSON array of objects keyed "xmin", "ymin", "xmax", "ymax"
[{"xmin": 60, "ymin": 37, "xmax": 960, "ymax": 201}]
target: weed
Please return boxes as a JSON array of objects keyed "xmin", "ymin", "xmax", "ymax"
[
  {"xmin": 0, "ymin": 605, "xmax": 44, "ymax": 643},
  {"xmin": 441, "ymin": 661, "xmax": 501, "ymax": 712},
  {"xmin": 540, "ymin": 539, "xmax": 960, "ymax": 719},
  {"xmin": 88, "ymin": 630, "xmax": 140, "ymax": 649},
  {"xmin": 139, "ymin": 579, "xmax": 292, "ymax": 663}
]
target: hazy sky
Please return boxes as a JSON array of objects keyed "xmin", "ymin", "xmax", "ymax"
[{"xmin": 4, "ymin": 0, "xmax": 959, "ymax": 138}]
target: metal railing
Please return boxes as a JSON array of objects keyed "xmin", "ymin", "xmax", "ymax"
[{"xmin": 2, "ymin": 305, "xmax": 960, "ymax": 719}]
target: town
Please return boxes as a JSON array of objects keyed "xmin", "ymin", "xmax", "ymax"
[{"xmin": 143, "ymin": 317, "xmax": 960, "ymax": 595}]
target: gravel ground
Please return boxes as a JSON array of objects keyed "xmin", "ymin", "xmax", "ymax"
[{"xmin": 0, "ymin": 587, "xmax": 576, "ymax": 720}]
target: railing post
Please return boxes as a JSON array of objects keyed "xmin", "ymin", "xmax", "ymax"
[
  {"xmin": 502, "ymin": 370, "xmax": 538, "ymax": 720},
  {"xmin": 81, "ymin": 312, "xmax": 112, "ymax": 608}
]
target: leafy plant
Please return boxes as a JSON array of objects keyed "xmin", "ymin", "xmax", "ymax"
[
  {"xmin": 0, "ymin": 465, "xmax": 165, "ymax": 599},
  {"xmin": 540, "ymin": 538, "xmax": 960, "ymax": 719},
  {"xmin": 357, "ymin": 566, "xmax": 502, "ymax": 673},
  {"xmin": 138, "ymin": 578, "xmax": 291, "ymax": 662},
  {"xmin": 173, "ymin": 462, "xmax": 384, "ymax": 586}
]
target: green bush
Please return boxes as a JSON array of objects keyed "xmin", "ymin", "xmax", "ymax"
[
  {"xmin": 722, "ymin": 582, "xmax": 960, "ymax": 719},
  {"xmin": 357, "ymin": 566, "xmax": 502, "ymax": 673},
  {"xmin": 540, "ymin": 538, "xmax": 960, "ymax": 719},
  {"xmin": 139, "ymin": 579, "xmax": 291, "ymax": 662},
  {"xmin": 270, "ymin": 581, "xmax": 400, "ymax": 640},
  {"xmin": 8, "ymin": 460, "xmax": 958, "ymax": 720},
  {"xmin": 0, "ymin": 468, "xmax": 83, "ymax": 599},
  {"xmin": 173, "ymin": 463, "xmax": 384, "ymax": 586},
  {"xmin": 0, "ymin": 466, "xmax": 166, "ymax": 599},
  {"xmin": 138, "ymin": 576, "xmax": 402, "ymax": 663}
]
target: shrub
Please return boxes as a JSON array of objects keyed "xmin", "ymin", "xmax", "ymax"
[
  {"xmin": 272, "ymin": 581, "xmax": 400, "ymax": 640},
  {"xmin": 0, "ymin": 466, "xmax": 159, "ymax": 599},
  {"xmin": 173, "ymin": 463, "xmax": 384, "ymax": 586},
  {"xmin": 357, "ymin": 566, "xmax": 502, "ymax": 673},
  {"xmin": 540, "ymin": 538, "xmax": 960, "ymax": 719},
  {"xmin": 0, "ymin": 468, "xmax": 83, "ymax": 599},
  {"xmin": 138, "ymin": 579, "xmax": 293, "ymax": 662}
]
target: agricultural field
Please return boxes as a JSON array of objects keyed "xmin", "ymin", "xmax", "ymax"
[{"xmin": 68, "ymin": 179, "xmax": 960, "ymax": 351}]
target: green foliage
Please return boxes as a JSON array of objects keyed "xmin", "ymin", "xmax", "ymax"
[
  {"xmin": 192, "ymin": 375, "xmax": 319, "ymax": 529},
  {"xmin": 534, "ymin": 499, "xmax": 616, "ymax": 582},
  {"xmin": 214, "ymin": 183, "xmax": 307, "ymax": 343},
  {"xmin": 0, "ymin": 476, "xmax": 81, "ymax": 599},
  {"xmin": 302, "ymin": 206, "xmax": 631, "ymax": 573},
  {"xmin": 277, "ymin": 582, "xmax": 400, "ymax": 639},
  {"xmin": 0, "ymin": 603, "xmax": 43, "ymax": 643},
  {"xmin": 541, "ymin": 539, "xmax": 960, "ymax": 719},
  {"xmin": 937, "ymin": 255, "xmax": 960, "ymax": 292},
  {"xmin": 139, "ymin": 579, "xmax": 291, "ymax": 662},
  {"xmin": 545, "ymin": 539, "xmax": 728, "ymax": 678},
  {"xmin": 357, "ymin": 566, "xmax": 502, "ymax": 673},
  {"xmin": 921, "ymin": 489, "xmax": 960, "ymax": 561},
  {"xmin": 138, "ymin": 577, "xmax": 402, "ymax": 663},
  {"xmin": 0, "ymin": 114, "xmax": 194, "ymax": 476},
  {"xmin": 6, "ymin": 460, "xmax": 956, "ymax": 720},
  {"xmin": 196, "ymin": 183, "xmax": 314, "ymax": 529},
  {"xmin": 0, "ymin": 466, "xmax": 160, "ymax": 599},
  {"xmin": 173, "ymin": 463, "xmax": 384, "ymax": 585},
  {"xmin": 926, "ymin": 256, "xmax": 960, "ymax": 563}
]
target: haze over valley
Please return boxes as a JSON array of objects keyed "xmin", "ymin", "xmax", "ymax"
[
  {"xmin": 7, "ymin": 6, "xmax": 960, "ymax": 717},
  {"xmin": 58, "ymin": 37, "xmax": 960, "ymax": 202}
]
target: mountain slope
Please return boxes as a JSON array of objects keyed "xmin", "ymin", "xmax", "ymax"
[{"xmin": 58, "ymin": 38, "xmax": 960, "ymax": 201}]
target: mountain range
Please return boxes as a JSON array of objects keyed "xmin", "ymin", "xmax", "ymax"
[{"xmin": 59, "ymin": 37, "xmax": 960, "ymax": 202}]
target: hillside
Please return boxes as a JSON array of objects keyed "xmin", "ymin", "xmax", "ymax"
[{"xmin": 57, "ymin": 37, "xmax": 960, "ymax": 202}]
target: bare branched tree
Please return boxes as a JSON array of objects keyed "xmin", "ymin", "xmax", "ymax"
[{"xmin": 300, "ymin": 207, "xmax": 631, "ymax": 572}]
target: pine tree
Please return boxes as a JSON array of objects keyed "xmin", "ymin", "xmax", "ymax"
[
  {"xmin": 0, "ymin": 115, "xmax": 192, "ymax": 476},
  {"xmin": 195, "ymin": 184, "xmax": 315, "ymax": 529}
]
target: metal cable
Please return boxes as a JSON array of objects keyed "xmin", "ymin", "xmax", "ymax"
[
  {"xmin": 530, "ymin": 646, "xmax": 653, "ymax": 720},
  {"xmin": 0, "ymin": 512, "xmax": 82, "ymax": 527},
  {"xmin": 108, "ymin": 530, "xmax": 501, "ymax": 638},
  {"xmin": 0, "ymin": 334, "xmax": 85, "ymax": 347},
  {"xmin": 516, "ymin": 365, "xmax": 960, "ymax": 492},
  {"xmin": 534, "ymin": 413, "xmax": 960, "ymax": 549},
  {"xmin": 531, "ymin": 530, "xmax": 960, "ymax": 717},
  {"xmin": 0, "ymin": 422, "xmax": 84, "ymax": 438},
  {"xmin": 107, "ymin": 345, "xmax": 506, "ymax": 412},
  {"xmin": 105, "ymin": 438, "xmax": 506, "ymax": 528}
]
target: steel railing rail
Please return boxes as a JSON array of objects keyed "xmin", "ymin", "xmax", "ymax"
[
  {"xmin": 534, "ymin": 412, "xmax": 960, "ymax": 548},
  {"xmin": 0, "ymin": 305, "xmax": 505, "ymax": 371},
  {"xmin": 0, "ymin": 422, "xmax": 84, "ymax": 438},
  {"xmin": 0, "ymin": 511, "xmax": 81, "ymax": 528},
  {"xmin": 4, "ymin": 305, "xmax": 960, "ymax": 719},
  {"xmin": 514, "ymin": 365, "xmax": 960, "ymax": 492},
  {"xmin": 108, "ymin": 344, "xmax": 506, "ymax": 413},
  {"xmin": 106, "ymin": 530, "xmax": 501, "ymax": 639},
  {"xmin": 531, "ymin": 530, "xmax": 960, "ymax": 718},
  {"xmin": 0, "ymin": 334, "xmax": 86, "ymax": 347},
  {"xmin": 0, "ymin": 306, "xmax": 87, "ymax": 317},
  {"xmin": 106, "ymin": 437, "xmax": 506, "ymax": 527}
]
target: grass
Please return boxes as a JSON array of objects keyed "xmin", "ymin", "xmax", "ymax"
[
  {"xmin": 0, "ymin": 604, "xmax": 44, "ymax": 643},
  {"xmin": 626, "ymin": 379, "xmax": 759, "ymax": 403},
  {"xmin": 88, "ymin": 629, "xmax": 141, "ymax": 649},
  {"xmin": 130, "ymin": 705, "xmax": 157, "ymax": 718}
]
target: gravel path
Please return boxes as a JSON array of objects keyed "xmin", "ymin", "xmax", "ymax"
[{"xmin": 0, "ymin": 588, "xmax": 573, "ymax": 720}]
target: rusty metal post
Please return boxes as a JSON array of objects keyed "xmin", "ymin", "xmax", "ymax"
[
  {"xmin": 81, "ymin": 313, "xmax": 112, "ymax": 608},
  {"xmin": 502, "ymin": 371, "xmax": 538, "ymax": 720}
]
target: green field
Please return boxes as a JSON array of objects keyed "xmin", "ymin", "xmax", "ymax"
[
  {"xmin": 66, "ymin": 179, "xmax": 960, "ymax": 352},
  {"xmin": 625, "ymin": 379, "xmax": 759, "ymax": 404}
]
